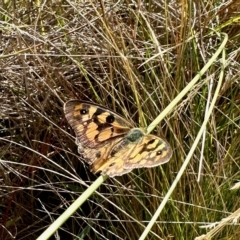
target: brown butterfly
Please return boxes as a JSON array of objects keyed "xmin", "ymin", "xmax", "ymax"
[{"xmin": 64, "ymin": 100, "xmax": 172, "ymax": 177}]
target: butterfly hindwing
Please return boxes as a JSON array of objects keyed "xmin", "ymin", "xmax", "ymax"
[
  {"xmin": 91, "ymin": 131, "xmax": 172, "ymax": 177},
  {"xmin": 124, "ymin": 134, "xmax": 172, "ymax": 168}
]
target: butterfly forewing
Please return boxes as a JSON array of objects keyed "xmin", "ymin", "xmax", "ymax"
[{"xmin": 64, "ymin": 100, "xmax": 132, "ymax": 148}]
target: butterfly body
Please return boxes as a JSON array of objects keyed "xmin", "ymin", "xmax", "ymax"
[{"xmin": 64, "ymin": 100, "xmax": 172, "ymax": 177}]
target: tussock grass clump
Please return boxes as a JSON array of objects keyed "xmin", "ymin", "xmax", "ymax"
[{"xmin": 0, "ymin": 1, "xmax": 239, "ymax": 239}]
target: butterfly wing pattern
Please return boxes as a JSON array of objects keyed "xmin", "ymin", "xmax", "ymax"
[{"xmin": 64, "ymin": 100, "xmax": 172, "ymax": 177}]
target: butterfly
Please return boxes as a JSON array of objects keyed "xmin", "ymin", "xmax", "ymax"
[{"xmin": 64, "ymin": 100, "xmax": 172, "ymax": 177}]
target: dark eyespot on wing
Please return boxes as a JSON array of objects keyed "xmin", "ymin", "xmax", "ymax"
[
  {"xmin": 80, "ymin": 103, "xmax": 90, "ymax": 116},
  {"xmin": 80, "ymin": 108, "xmax": 88, "ymax": 115},
  {"xmin": 106, "ymin": 115, "xmax": 115, "ymax": 123},
  {"xmin": 157, "ymin": 150, "xmax": 162, "ymax": 155}
]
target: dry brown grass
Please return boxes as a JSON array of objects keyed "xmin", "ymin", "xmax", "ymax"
[{"xmin": 0, "ymin": 1, "xmax": 240, "ymax": 239}]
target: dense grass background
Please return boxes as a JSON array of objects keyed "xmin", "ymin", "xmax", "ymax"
[{"xmin": 0, "ymin": 1, "xmax": 239, "ymax": 239}]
